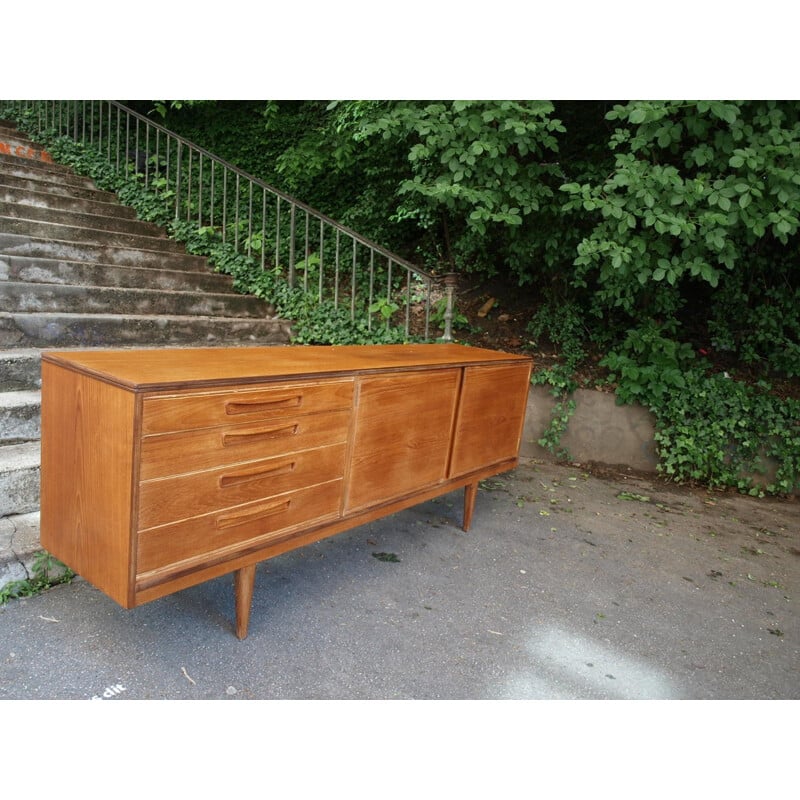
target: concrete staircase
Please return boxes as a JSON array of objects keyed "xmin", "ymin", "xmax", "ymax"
[{"xmin": 0, "ymin": 120, "xmax": 293, "ymax": 592}]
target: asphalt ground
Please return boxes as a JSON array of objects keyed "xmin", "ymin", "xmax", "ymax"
[{"xmin": 2, "ymin": 457, "xmax": 797, "ymax": 794}]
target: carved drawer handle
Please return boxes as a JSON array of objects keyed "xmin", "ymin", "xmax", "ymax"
[
  {"xmin": 222, "ymin": 423, "xmax": 299, "ymax": 446},
  {"xmin": 216, "ymin": 499, "xmax": 292, "ymax": 529},
  {"xmin": 225, "ymin": 395, "xmax": 302, "ymax": 415},
  {"xmin": 218, "ymin": 460, "xmax": 296, "ymax": 488}
]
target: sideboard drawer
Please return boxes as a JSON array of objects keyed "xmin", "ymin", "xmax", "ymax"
[
  {"xmin": 139, "ymin": 409, "xmax": 351, "ymax": 480},
  {"xmin": 141, "ymin": 379, "xmax": 354, "ymax": 434},
  {"xmin": 138, "ymin": 443, "xmax": 347, "ymax": 529},
  {"xmin": 136, "ymin": 479, "xmax": 343, "ymax": 579}
]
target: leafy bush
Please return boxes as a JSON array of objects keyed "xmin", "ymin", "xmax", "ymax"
[
  {"xmin": 600, "ymin": 320, "xmax": 697, "ymax": 406},
  {"xmin": 654, "ymin": 371, "xmax": 800, "ymax": 495},
  {"xmin": 561, "ymin": 101, "xmax": 800, "ymax": 370}
]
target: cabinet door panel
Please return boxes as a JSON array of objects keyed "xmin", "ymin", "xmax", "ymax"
[
  {"xmin": 346, "ymin": 369, "xmax": 460, "ymax": 512},
  {"xmin": 449, "ymin": 363, "xmax": 531, "ymax": 477}
]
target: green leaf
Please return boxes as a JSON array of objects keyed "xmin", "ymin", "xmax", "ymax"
[{"xmin": 629, "ymin": 107, "xmax": 648, "ymax": 125}]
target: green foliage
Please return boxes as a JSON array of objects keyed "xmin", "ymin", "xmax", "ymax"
[
  {"xmin": 348, "ymin": 100, "xmax": 571, "ymax": 283},
  {"xmin": 430, "ymin": 296, "xmax": 471, "ymax": 332},
  {"xmin": 527, "ymin": 301, "xmax": 588, "ymax": 382},
  {"xmin": 368, "ymin": 296, "xmax": 399, "ymax": 320},
  {"xmin": 653, "ymin": 371, "xmax": 800, "ymax": 495},
  {"xmin": 355, "ymin": 100, "xmax": 562, "ymax": 228},
  {"xmin": 0, "ymin": 551, "xmax": 75, "ymax": 604},
  {"xmin": 561, "ymin": 100, "xmax": 800, "ymax": 326},
  {"xmin": 708, "ymin": 278, "xmax": 800, "ymax": 377},
  {"xmin": 170, "ymin": 220, "xmax": 412, "ymax": 346},
  {"xmin": 527, "ymin": 302, "xmax": 588, "ymax": 460},
  {"xmin": 600, "ymin": 320, "xmax": 697, "ymax": 406},
  {"xmin": 536, "ymin": 395, "xmax": 576, "ymax": 462}
]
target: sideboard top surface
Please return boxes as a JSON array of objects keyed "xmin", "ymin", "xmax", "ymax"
[{"xmin": 41, "ymin": 344, "xmax": 532, "ymax": 392}]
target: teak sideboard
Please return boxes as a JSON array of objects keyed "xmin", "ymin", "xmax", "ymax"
[{"xmin": 40, "ymin": 344, "xmax": 532, "ymax": 638}]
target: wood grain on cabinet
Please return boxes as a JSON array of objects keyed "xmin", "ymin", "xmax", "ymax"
[
  {"xmin": 40, "ymin": 344, "xmax": 532, "ymax": 638},
  {"xmin": 345, "ymin": 369, "xmax": 461, "ymax": 512}
]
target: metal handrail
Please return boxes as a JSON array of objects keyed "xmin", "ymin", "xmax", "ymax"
[{"xmin": 2, "ymin": 100, "xmax": 456, "ymax": 341}]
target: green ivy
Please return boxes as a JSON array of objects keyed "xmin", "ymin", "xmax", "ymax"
[
  {"xmin": 526, "ymin": 302, "xmax": 587, "ymax": 459},
  {"xmin": 708, "ymin": 278, "xmax": 800, "ymax": 377},
  {"xmin": 654, "ymin": 371, "xmax": 800, "ymax": 495},
  {"xmin": 170, "ymin": 220, "xmax": 414, "ymax": 346},
  {"xmin": 0, "ymin": 551, "xmax": 74, "ymax": 604}
]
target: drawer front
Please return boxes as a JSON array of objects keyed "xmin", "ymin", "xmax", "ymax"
[
  {"xmin": 141, "ymin": 379, "xmax": 354, "ymax": 435},
  {"xmin": 139, "ymin": 409, "xmax": 350, "ymax": 480},
  {"xmin": 138, "ymin": 443, "xmax": 347, "ymax": 529},
  {"xmin": 136, "ymin": 479, "xmax": 343, "ymax": 578}
]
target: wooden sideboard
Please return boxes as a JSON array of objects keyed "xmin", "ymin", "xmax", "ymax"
[{"xmin": 40, "ymin": 344, "xmax": 532, "ymax": 638}]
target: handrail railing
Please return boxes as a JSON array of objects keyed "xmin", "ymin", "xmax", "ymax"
[{"xmin": 1, "ymin": 100, "xmax": 457, "ymax": 341}]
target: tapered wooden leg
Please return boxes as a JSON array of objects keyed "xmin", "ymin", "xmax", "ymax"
[
  {"xmin": 234, "ymin": 564, "xmax": 257, "ymax": 640},
  {"xmin": 463, "ymin": 482, "xmax": 478, "ymax": 532}
]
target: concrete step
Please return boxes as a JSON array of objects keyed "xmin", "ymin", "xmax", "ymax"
[
  {"xmin": 0, "ymin": 311, "xmax": 293, "ymax": 349},
  {"xmin": 0, "ymin": 253, "xmax": 240, "ymax": 294},
  {"xmin": 0, "ymin": 441, "xmax": 39, "ymax": 517},
  {"xmin": 0, "ymin": 232, "xmax": 213, "ymax": 272},
  {"xmin": 0, "ymin": 132, "xmax": 53, "ymax": 165},
  {"xmin": 0, "ymin": 281, "xmax": 273, "ymax": 319},
  {"xmin": 0, "ymin": 349, "xmax": 41, "ymax": 391},
  {"xmin": 0, "ymin": 198, "xmax": 163, "ymax": 238},
  {"xmin": 0, "ymin": 183, "xmax": 138, "ymax": 219},
  {"xmin": 0, "ymin": 211, "xmax": 180, "ymax": 250},
  {"xmin": 0, "ymin": 511, "xmax": 43, "ymax": 590},
  {"xmin": 0, "ymin": 171, "xmax": 118, "ymax": 203},
  {"xmin": 0, "ymin": 390, "xmax": 40, "ymax": 444},
  {"xmin": 0, "ymin": 151, "xmax": 98, "ymax": 190}
]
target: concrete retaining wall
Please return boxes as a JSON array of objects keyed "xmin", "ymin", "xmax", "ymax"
[
  {"xmin": 521, "ymin": 385, "xmax": 797, "ymax": 495},
  {"xmin": 521, "ymin": 386, "xmax": 658, "ymax": 471}
]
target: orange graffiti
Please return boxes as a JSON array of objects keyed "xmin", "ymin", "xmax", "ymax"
[{"xmin": 0, "ymin": 140, "xmax": 53, "ymax": 162}]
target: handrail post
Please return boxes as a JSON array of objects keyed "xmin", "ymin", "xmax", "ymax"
[{"xmin": 440, "ymin": 272, "xmax": 459, "ymax": 342}]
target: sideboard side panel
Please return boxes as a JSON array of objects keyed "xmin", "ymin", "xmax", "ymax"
[{"xmin": 40, "ymin": 363, "xmax": 137, "ymax": 607}]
